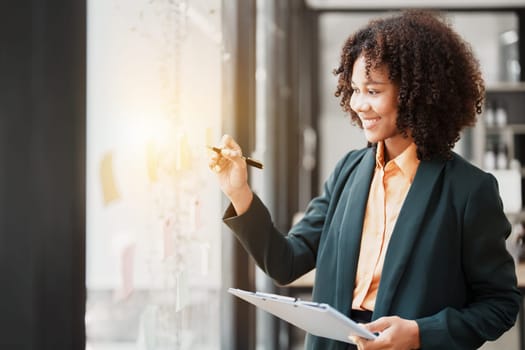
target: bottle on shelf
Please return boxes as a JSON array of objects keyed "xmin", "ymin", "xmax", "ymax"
[
  {"xmin": 496, "ymin": 142, "xmax": 508, "ymax": 170},
  {"xmin": 510, "ymin": 158, "xmax": 521, "ymax": 171},
  {"xmin": 484, "ymin": 101, "xmax": 495, "ymax": 127},
  {"xmin": 495, "ymin": 102, "xmax": 508, "ymax": 128},
  {"xmin": 483, "ymin": 142, "xmax": 496, "ymax": 170}
]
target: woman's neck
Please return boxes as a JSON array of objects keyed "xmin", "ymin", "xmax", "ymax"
[{"xmin": 384, "ymin": 135, "xmax": 414, "ymax": 162}]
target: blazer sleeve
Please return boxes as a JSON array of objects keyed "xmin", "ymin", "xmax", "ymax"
[
  {"xmin": 416, "ymin": 173, "xmax": 522, "ymax": 349},
  {"xmin": 223, "ymin": 151, "xmax": 354, "ymax": 286}
]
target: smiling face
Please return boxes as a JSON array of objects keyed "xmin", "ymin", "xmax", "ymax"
[{"xmin": 349, "ymin": 55, "xmax": 413, "ymax": 159}]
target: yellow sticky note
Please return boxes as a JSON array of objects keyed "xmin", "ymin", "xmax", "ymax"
[{"xmin": 100, "ymin": 152, "xmax": 120, "ymax": 205}]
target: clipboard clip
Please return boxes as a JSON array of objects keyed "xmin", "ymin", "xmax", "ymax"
[{"xmin": 255, "ymin": 291, "xmax": 298, "ymax": 303}]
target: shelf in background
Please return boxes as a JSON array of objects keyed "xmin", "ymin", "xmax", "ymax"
[
  {"xmin": 485, "ymin": 124, "xmax": 525, "ymax": 134},
  {"xmin": 486, "ymin": 82, "xmax": 525, "ymax": 92}
]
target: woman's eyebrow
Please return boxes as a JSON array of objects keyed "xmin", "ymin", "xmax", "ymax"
[{"xmin": 351, "ymin": 79, "xmax": 389, "ymax": 85}]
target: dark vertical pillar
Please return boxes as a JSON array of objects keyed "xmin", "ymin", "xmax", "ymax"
[
  {"xmin": 289, "ymin": 5, "xmax": 320, "ymax": 208},
  {"xmin": 0, "ymin": 4, "xmax": 35, "ymax": 349},
  {"xmin": 31, "ymin": 1, "xmax": 86, "ymax": 349},
  {"xmin": 0, "ymin": 1, "xmax": 86, "ymax": 349},
  {"xmin": 221, "ymin": 0, "xmax": 257, "ymax": 349}
]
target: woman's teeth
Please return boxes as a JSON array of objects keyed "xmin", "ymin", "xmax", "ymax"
[{"xmin": 362, "ymin": 118, "xmax": 380, "ymax": 129}]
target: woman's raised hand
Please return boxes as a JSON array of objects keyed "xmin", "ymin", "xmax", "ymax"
[{"xmin": 208, "ymin": 134, "xmax": 253, "ymax": 215}]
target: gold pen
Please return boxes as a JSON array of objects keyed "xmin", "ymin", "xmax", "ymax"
[{"xmin": 207, "ymin": 146, "xmax": 264, "ymax": 169}]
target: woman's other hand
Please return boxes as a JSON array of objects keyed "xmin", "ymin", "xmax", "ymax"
[{"xmin": 351, "ymin": 316, "xmax": 420, "ymax": 350}]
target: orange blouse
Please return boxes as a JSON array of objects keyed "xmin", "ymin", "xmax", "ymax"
[{"xmin": 352, "ymin": 141, "xmax": 420, "ymax": 311}]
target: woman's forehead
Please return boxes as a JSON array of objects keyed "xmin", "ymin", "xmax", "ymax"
[{"xmin": 353, "ymin": 55, "xmax": 390, "ymax": 78}]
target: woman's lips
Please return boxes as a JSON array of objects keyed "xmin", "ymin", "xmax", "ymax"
[{"xmin": 361, "ymin": 117, "xmax": 380, "ymax": 129}]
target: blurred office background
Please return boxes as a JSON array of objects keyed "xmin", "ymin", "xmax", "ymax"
[{"xmin": 0, "ymin": 0, "xmax": 524, "ymax": 349}]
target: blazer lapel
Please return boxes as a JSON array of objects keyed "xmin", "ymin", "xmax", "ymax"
[
  {"xmin": 334, "ymin": 148, "xmax": 375, "ymax": 310},
  {"xmin": 373, "ymin": 159, "xmax": 446, "ymax": 318}
]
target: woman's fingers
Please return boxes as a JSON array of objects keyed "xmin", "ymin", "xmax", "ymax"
[
  {"xmin": 221, "ymin": 134, "xmax": 241, "ymax": 151},
  {"xmin": 208, "ymin": 151, "xmax": 230, "ymax": 173},
  {"xmin": 208, "ymin": 134, "xmax": 247, "ymax": 174},
  {"xmin": 221, "ymin": 148, "xmax": 242, "ymax": 159},
  {"xmin": 214, "ymin": 134, "xmax": 246, "ymax": 167},
  {"xmin": 363, "ymin": 318, "xmax": 390, "ymax": 333},
  {"xmin": 220, "ymin": 135, "xmax": 243, "ymax": 160}
]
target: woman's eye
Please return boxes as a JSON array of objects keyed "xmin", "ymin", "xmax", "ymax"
[
  {"xmin": 368, "ymin": 90, "xmax": 379, "ymax": 95},
  {"xmin": 352, "ymin": 88, "xmax": 359, "ymax": 94}
]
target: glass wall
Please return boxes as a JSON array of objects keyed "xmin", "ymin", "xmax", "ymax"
[{"xmin": 86, "ymin": 0, "xmax": 223, "ymax": 349}]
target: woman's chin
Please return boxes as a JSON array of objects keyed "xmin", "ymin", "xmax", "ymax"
[{"xmin": 364, "ymin": 132, "xmax": 382, "ymax": 144}]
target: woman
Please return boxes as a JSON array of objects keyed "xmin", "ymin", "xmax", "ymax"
[{"xmin": 209, "ymin": 10, "xmax": 521, "ymax": 350}]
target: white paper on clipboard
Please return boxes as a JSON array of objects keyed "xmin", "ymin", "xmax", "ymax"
[{"xmin": 228, "ymin": 288, "xmax": 377, "ymax": 344}]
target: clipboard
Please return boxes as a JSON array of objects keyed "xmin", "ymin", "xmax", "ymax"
[{"xmin": 228, "ymin": 288, "xmax": 377, "ymax": 344}]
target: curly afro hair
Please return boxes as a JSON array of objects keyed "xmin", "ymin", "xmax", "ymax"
[{"xmin": 334, "ymin": 10, "xmax": 485, "ymax": 160}]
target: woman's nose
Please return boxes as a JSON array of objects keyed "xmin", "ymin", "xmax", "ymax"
[{"xmin": 351, "ymin": 94, "xmax": 371, "ymax": 112}]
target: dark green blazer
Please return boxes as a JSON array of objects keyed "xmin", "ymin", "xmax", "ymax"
[{"xmin": 224, "ymin": 146, "xmax": 521, "ymax": 350}]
